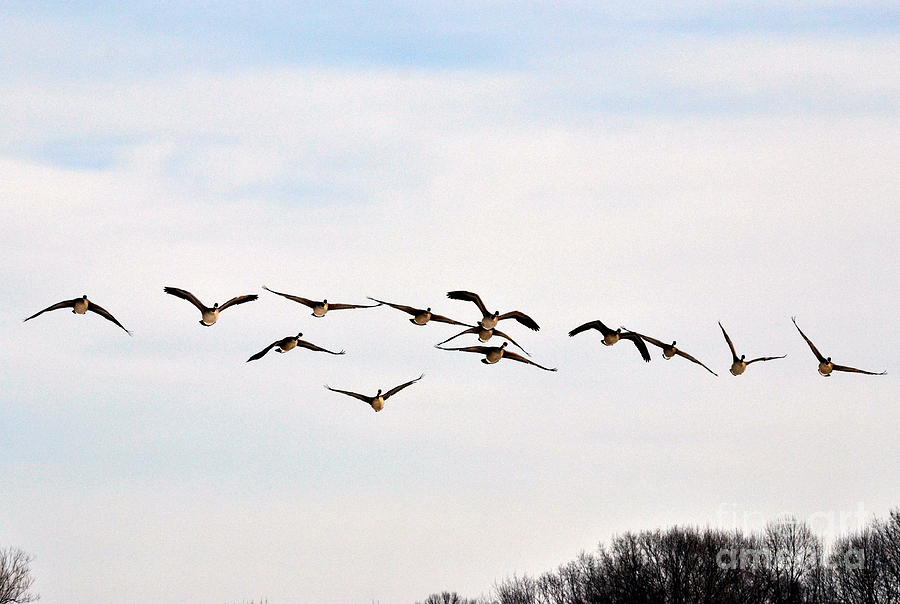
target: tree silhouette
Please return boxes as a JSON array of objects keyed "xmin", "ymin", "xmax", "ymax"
[{"xmin": 0, "ymin": 547, "xmax": 39, "ymax": 604}]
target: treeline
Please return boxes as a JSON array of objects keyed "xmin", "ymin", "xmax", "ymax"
[{"xmin": 419, "ymin": 508, "xmax": 900, "ymax": 604}]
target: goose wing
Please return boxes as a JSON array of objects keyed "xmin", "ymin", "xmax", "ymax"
[
  {"xmin": 746, "ymin": 355, "xmax": 786, "ymax": 365},
  {"xmin": 502, "ymin": 351, "xmax": 557, "ymax": 372},
  {"xmin": 490, "ymin": 327, "xmax": 531, "ymax": 356},
  {"xmin": 435, "ymin": 345, "xmax": 493, "ymax": 355},
  {"xmin": 427, "ymin": 312, "xmax": 469, "ymax": 326},
  {"xmin": 718, "ymin": 322, "xmax": 739, "ymax": 363},
  {"xmin": 247, "ymin": 341, "xmax": 279, "ymax": 362},
  {"xmin": 367, "ymin": 297, "xmax": 417, "ymax": 315},
  {"xmin": 382, "ymin": 374, "xmax": 424, "ymax": 400},
  {"xmin": 568, "ymin": 319, "xmax": 614, "ymax": 338},
  {"xmin": 326, "ymin": 301, "xmax": 381, "ymax": 311},
  {"xmin": 435, "ymin": 326, "xmax": 480, "ymax": 347},
  {"xmin": 86, "ymin": 301, "xmax": 132, "ymax": 335},
  {"xmin": 296, "ymin": 339, "xmax": 346, "ymax": 355},
  {"xmin": 621, "ymin": 332, "xmax": 652, "ymax": 362},
  {"xmin": 447, "ymin": 290, "xmax": 489, "ymax": 317},
  {"xmin": 831, "ymin": 363, "xmax": 886, "ymax": 376},
  {"xmin": 324, "ymin": 385, "xmax": 372, "ymax": 404},
  {"xmin": 673, "ymin": 349, "xmax": 719, "ymax": 376},
  {"xmin": 263, "ymin": 286, "xmax": 317, "ymax": 308},
  {"xmin": 23, "ymin": 298, "xmax": 79, "ymax": 322},
  {"xmin": 791, "ymin": 317, "xmax": 827, "ymax": 363},
  {"xmin": 629, "ymin": 331, "xmax": 668, "ymax": 349},
  {"xmin": 164, "ymin": 287, "xmax": 207, "ymax": 311},
  {"xmin": 218, "ymin": 294, "xmax": 259, "ymax": 311},
  {"xmin": 497, "ymin": 310, "xmax": 540, "ymax": 331}
]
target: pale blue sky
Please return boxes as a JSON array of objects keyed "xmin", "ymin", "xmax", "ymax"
[{"xmin": 1, "ymin": 2, "xmax": 898, "ymax": 603}]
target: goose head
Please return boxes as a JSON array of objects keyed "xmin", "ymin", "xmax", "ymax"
[
  {"xmin": 296, "ymin": 332, "xmax": 303, "ymax": 339},
  {"xmin": 740, "ymin": 354, "xmax": 746, "ymax": 362},
  {"xmin": 213, "ymin": 302, "xmax": 220, "ymax": 309},
  {"xmin": 375, "ymin": 389, "xmax": 383, "ymax": 397},
  {"xmin": 671, "ymin": 341, "xmax": 677, "ymax": 347},
  {"xmin": 426, "ymin": 307, "xmax": 431, "ymax": 312}
]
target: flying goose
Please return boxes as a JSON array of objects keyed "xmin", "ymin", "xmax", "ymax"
[
  {"xmin": 435, "ymin": 324, "xmax": 531, "ymax": 356},
  {"xmin": 247, "ymin": 332, "xmax": 345, "ymax": 362},
  {"xmin": 791, "ymin": 317, "xmax": 885, "ymax": 377},
  {"xmin": 164, "ymin": 287, "xmax": 258, "ymax": 326},
  {"xmin": 719, "ymin": 321, "xmax": 785, "ymax": 376},
  {"xmin": 24, "ymin": 295, "xmax": 132, "ymax": 335},
  {"xmin": 435, "ymin": 341, "xmax": 556, "ymax": 371},
  {"xmin": 625, "ymin": 329, "xmax": 718, "ymax": 376},
  {"xmin": 264, "ymin": 286, "xmax": 379, "ymax": 317},
  {"xmin": 446, "ymin": 290, "xmax": 540, "ymax": 331},
  {"xmin": 568, "ymin": 319, "xmax": 651, "ymax": 362},
  {"xmin": 324, "ymin": 374, "xmax": 424, "ymax": 412},
  {"xmin": 367, "ymin": 297, "xmax": 468, "ymax": 326}
]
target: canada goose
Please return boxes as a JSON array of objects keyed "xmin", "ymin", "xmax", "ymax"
[
  {"xmin": 163, "ymin": 287, "xmax": 258, "ymax": 326},
  {"xmin": 247, "ymin": 332, "xmax": 345, "ymax": 362},
  {"xmin": 436, "ymin": 325, "xmax": 531, "ymax": 356},
  {"xmin": 719, "ymin": 322, "xmax": 785, "ymax": 376},
  {"xmin": 626, "ymin": 330, "xmax": 718, "ymax": 376},
  {"xmin": 367, "ymin": 297, "xmax": 468, "ymax": 326},
  {"xmin": 791, "ymin": 317, "xmax": 885, "ymax": 377},
  {"xmin": 568, "ymin": 319, "xmax": 651, "ymax": 362},
  {"xmin": 324, "ymin": 374, "xmax": 424, "ymax": 412},
  {"xmin": 435, "ymin": 341, "xmax": 556, "ymax": 371},
  {"xmin": 264, "ymin": 286, "xmax": 379, "ymax": 317},
  {"xmin": 24, "ymin": 295, "xmax": 132, "ymax": 335},
  {"xmin": 446, "ymin": 290, "xmax": 540, "ymax": 331}
]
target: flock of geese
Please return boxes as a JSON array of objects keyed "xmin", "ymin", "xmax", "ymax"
[{"xmin": 22, "ymin": 288, "xmax": 887, "ymax": 411}]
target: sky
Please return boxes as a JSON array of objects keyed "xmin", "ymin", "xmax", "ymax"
[{"xmin": 1, "ymin": 2, "xmax": 898, "ymax": 602}]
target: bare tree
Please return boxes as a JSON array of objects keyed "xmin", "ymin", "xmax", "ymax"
[
  {"xmin": 417, "ymin": 591, "xmax": 483, "ymax": 604},
  {"xmin": 0, "ymin": 548, "xmax": 39, "ymax": 604}
]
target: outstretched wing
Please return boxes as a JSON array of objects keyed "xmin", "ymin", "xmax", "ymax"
[
  {"xmin": 427, "ymin": 312, "xmax": 469, "ymax": 326},
  {"xmin": 497, "ymin": 310, "xmax": 540, "ymax": 331},
  {"xmin": 218, "ymin": 294, "xmax": 259, "ymax": 311},
  {"xmin": 622, "ymin": 332, "xmax": 652, "ymax": 362},
  {"xmin": 163, "ymin": 287, "xmax": 207, "ymax": 311},
  {"xmin": 263, "ymin": 286, "xmax": 317, "ymax": 308},
  {"xmin": 502, "ymin": 351, "xmax": 557, "ymax": 371},
  {"xmin": 24, "ymin": 298, "xmax": 78, "ymax": 322},
  {"xmin": 296, "ymin": 339, "xmax": 345, "ymax": 355},
  {"xmin": 746, "ymin": 355, "xmax": 786, "ymax": 365},
  {"xmin": 629, "ymin": 331, "xmax": 668, "ymax": 350},
  {"xmin": 491, "ymin": 327, "xmax": 531, "ymax": 356},
  {"xmin": 247, "ymin": 342, "xmax": 279, "ymax": 362},
  {"xmin": 831, "ymin": 363, "xmax": 886, "ymax": 376},
  {"xmin": 324, "ymin": 385, "xmax": 372, "ymax": 404},
  {"xmin": 326, "ymin": 302, "xmax": 381, "ymax": 311},
  {"xmin": 367, "ymin": 297, "xmax": 417, "ymax": 315},
  {"xmin": 791, "ymin": 317, "xmax": 827, "ymax": 363},
  {"xmin": 674, "ymin": 349, "xmax": 719, "ymax": 376},
  {"xmin": 435, "ymin": 326, "xmax": 480, "ymax": 347},
  {"xmin": 435, "ymin": 345, "xmax": 493, "ymax": 355},
  {"xmin": 86, "ymin": 302, "xmax": 132, "ymax": 335},
  {"xmin": 718, "ymin": 322, "xmax": 739, "ymax": 363},
  {"xmin": 447, "ymin": 290, "xmax": 489, "ymax": 317},
  {"xmin": 382, "ymin": 374, "xmax": 424, "ymax": 400},
  {"xmin": 568, "ymin": 319, "xmax": 613, "ymax": 338}
]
